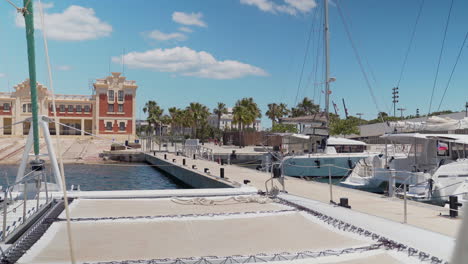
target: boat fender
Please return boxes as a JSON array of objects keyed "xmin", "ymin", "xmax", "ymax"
[
  {"xmin": 347, "ymin": 159, "xmax": 355, "ymax": 169},
  {"xmin": 314, "ymin": 160, "xmax": 320, "ymax": 168}
]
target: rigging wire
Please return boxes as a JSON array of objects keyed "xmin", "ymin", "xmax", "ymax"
[
  {"xmin": 305, "ymin": 5, "xmax": 323, "ymax": 102},
  {"xmin": 427, "ymin": 0, "xmax": 455, "ymax": 116},
  {"xmin": 335, "ymin": 0, "xmax": 388, "ymax": 126},
  {"xmin": 436, "ymin": 31, "xmax": 468, "ymax": 112},
  {"xmin": 395, "ymin": 0, "xmax": 425, "ymax": 89},
  {"xmin": 308, "ymin": 4, "xmax": 324, "ymax": 104},
  {"xmin": 294, "ymin": 6, "xmax": 320, "ymax": 106},
  {"xmin": 37, "ymin": 1, "xmax": 76, "ymax": 263}
]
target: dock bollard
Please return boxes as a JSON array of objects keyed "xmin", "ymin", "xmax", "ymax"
[
  {"xmin": 192, "ymin": 165, "xmax": 197, "ymax": 169},
  {"xmin": 164, "ymin": 154, "xmax": 167, "ymax": 160},
  {"xmin": 172, "ymin": 159, "xmax": 176, "ymax": 162},
  {"xmin": 183, "ymin": 159, "xmax": 186, "ymax": 166},
  {"xmin": 446, "ymin": 195, "xmax": 462, "ymax": 218},
  {"xmin": 153, "ymin": 151, "xmax": 156, "ymax": 156},
  {"xmin": 220, "ymin": 168, "xmax": 224, "ymax": 178},
  {"xmin": 339, "ymin": 198, "xmax": 351, "ymax": 209},
  {"xmin": 244, "ymin": 179, "xmax": 251, "ymax": 185},
  {"xmin": 204, "ymin": 168, "xmax": 210, "ymax": 173}
]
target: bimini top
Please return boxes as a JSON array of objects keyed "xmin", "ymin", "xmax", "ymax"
[
  {"xmin": 327, "ymin": 137, "xmax": 367, "ymax": 146},
  {"xmin": 381, "ymin": 133, "xmax": 468, "ymax": 145},
  {"xmin": 286, "ymin": 134, "xmax": 367, "ymax": 146}
]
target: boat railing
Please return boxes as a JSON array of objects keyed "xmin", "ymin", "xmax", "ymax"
[
  {"xmin": 175, "ymin": 144, "xmax": 215, "ymax": 162},
  {"xmin": 1, "ymin": 169, "xmax": 53, "ymax": 242}
]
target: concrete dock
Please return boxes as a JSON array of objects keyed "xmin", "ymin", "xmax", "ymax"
[{"xmin": 150, "ymin": 151, "xmax": 461, "ymax": 237}]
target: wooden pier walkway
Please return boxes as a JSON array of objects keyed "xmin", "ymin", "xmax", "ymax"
[{"xmin": 156, "ymin": 151, "xmax": 461, "ymax": 237}]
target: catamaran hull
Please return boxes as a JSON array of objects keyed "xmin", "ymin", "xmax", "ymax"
[{"xmin": 282, "ymin": 156, "xmax": 369, "ymax": 178}]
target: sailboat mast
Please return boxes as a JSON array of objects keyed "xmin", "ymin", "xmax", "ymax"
[
  {"xmin": 23, "ymin": 0, "xmax": 40, "ymax": 156},
  {"xmin": 324, "ymin": 0, "xmax": 330, "ymax": 125}
]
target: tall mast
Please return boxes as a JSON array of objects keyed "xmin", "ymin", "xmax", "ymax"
[
  {"xmin": 324, "ymin": 0, "xmax": 330, "ymax": 126},
  {"xmin": 23, "ymin": 0, "xmax": 40, "ymax": 156}
]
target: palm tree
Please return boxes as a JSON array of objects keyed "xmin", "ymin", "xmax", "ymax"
[
  {"xmin": 266, "ymin": 103, "xmax": 290, "ymax": 127},
  {"xmin": 232, "ymin": 98, "xmax": 261, "ymax": 147},
  {"xmin": 290, "ymin": 97, "xmax": 320, "ymax": 117},
  {"xmin": 143, "ymin": 100, "xmax": 163, "ymax": 134},
  {"xmin": 168, "ymin": 107, "xmax": 181, "ymax": 134},
  {"xmin": 186, "ymin": 102, "xmax": 210, "ymax": 138},
  {"xmin": 213, "ymin": 102, "xmax": 228, "ymax": 130}
]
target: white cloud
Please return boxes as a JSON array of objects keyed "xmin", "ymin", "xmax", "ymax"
[
  {"xmin": 240, "ymin": 0, "xmax": 316, "ymax": 15},
  {"xmin": 0, "ymin": 73, "xmax": 6, "ymax": 78},
  {"xmin": 56, "ymin": 65, "xmax": 72, "ymax": 71},
  {"xmin": 179, "ymin": 27, "xmax": 193, "ymax": 33},
  {"xmin": 113, "ymin": 47, "xmax": 268, "ymax": 80},
  {"xmin": 15, "ymin": 3, "xmax": 112, "ymax": 41},
  {"xmin": 147, "ymin": 30, "xmax": 187, "ymax": 41},
  {"xmin": 172, "ymin": 12, "xmax": 207, "ymax": 27}
]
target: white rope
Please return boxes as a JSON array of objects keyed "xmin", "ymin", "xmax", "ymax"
[{"xmin": 38, "ymin": 1, "xmax": 76, "ymax": 263}]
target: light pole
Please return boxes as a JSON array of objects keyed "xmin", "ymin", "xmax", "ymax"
[
  {"xmin": 465, "ymin": 102, "xmax": 468, "ymax": 117},
  {"xmin": 397, "ymin": 108, "xmax": 406, "ymax": 118},
  {"xmin": 392, "ymin": 87, "xmax": 399, "ymax": 117}
]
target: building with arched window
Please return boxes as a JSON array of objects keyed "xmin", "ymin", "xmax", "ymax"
[{"xmin": 0, "ymin": 72, "xmax": 137, "ymax": 137}]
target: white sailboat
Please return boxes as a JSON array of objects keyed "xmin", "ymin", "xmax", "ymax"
[
  {"xmin": 342, "ymin": 117, "xmax": 468, "ymax": 201},
  {"xmin": 280, "ymin": 0, "xmax": 378, "ymax": 178}
]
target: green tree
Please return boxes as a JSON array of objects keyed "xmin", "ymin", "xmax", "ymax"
[
  {"xmin": 186, "ymin": 102, "xmax": 210, "ymax": 138},
  {"xmin": 270, "ymin": 123, "xmax": 298, "ymax": 133},
  {"xmin": 143, "ymin": 100, "xmax": 163, "ymax": 134},
  {"xmin": 329, "ymin": 116, "xmax": 360, "ymax": 136},
  {"xmin": 213, "ymin": 102, "xmax": 228, "ymax": 130},
  {"xmin": 232, "ymin": 97, "xmax": 262, "ymax": 131},
  {"xmin": 290, "ymin": 97, "xmax": 320, "ymax": 117},
  {"xmin": 266, "ymin": 103, "xmax": 290, "ymax": 127},
  {"xmin": 232, "ymin": 98, "xmax": 262, "ymax": 147}
]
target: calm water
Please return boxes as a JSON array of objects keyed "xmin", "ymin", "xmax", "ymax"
[{"xmin": 0, "ymin": 163, "xmax": 188, "ymax": 191}]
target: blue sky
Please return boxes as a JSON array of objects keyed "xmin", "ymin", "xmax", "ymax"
[{"xmin": 0, "ymin": 0, "xmax": 467, "ymax": 127}]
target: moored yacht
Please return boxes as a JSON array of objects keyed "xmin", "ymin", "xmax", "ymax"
[
  {"xmin": 342, "ymin": 133, "xmax": 468, "ymax": 198},
  {"xmin": 282, "ymin": 136, "xmax": 377, "ymax": 177}
]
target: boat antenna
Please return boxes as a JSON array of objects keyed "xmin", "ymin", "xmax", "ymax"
[{"xmin": 22, "ymin": 0, "xmax": 40, "ymax": 159}]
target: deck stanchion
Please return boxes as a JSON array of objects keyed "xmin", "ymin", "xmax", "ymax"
[
  {"xmin": 36, "ymin": 175, "xmax": 40, "ymax": 210},
  {"xmin": 404, "ymin": 183, "xmax": 407, "ymax": 223},
  {"xmin": 3, "ymin": 189, "xmax": 7, "ymax": 241},
  {"xmin": 220, "ymin": 168, "xmax": 224, "ymax": 178},
  {"xmin": 23, "ymin": 180, "xmax": 27, "ymax": 223},
  {"xmin": 328, "ymin": 165, "xmax": 333, "ymax": 203},
  {"xmin": 389, "ymin": 169, "xmax": 396, "ymax": 197},
  {"xmin": 43, "ymin": 170, "xmax": 49, "ymax": 203}
]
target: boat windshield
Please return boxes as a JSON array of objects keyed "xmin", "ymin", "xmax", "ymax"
[{"xmin": 331, "ymin": 145, "xmax": 365, "ymax": 153}]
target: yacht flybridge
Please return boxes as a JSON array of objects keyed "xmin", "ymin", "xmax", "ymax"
[{"xmin": 342, "ymin": 133, "xmax": 468, "ymax": 200}]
